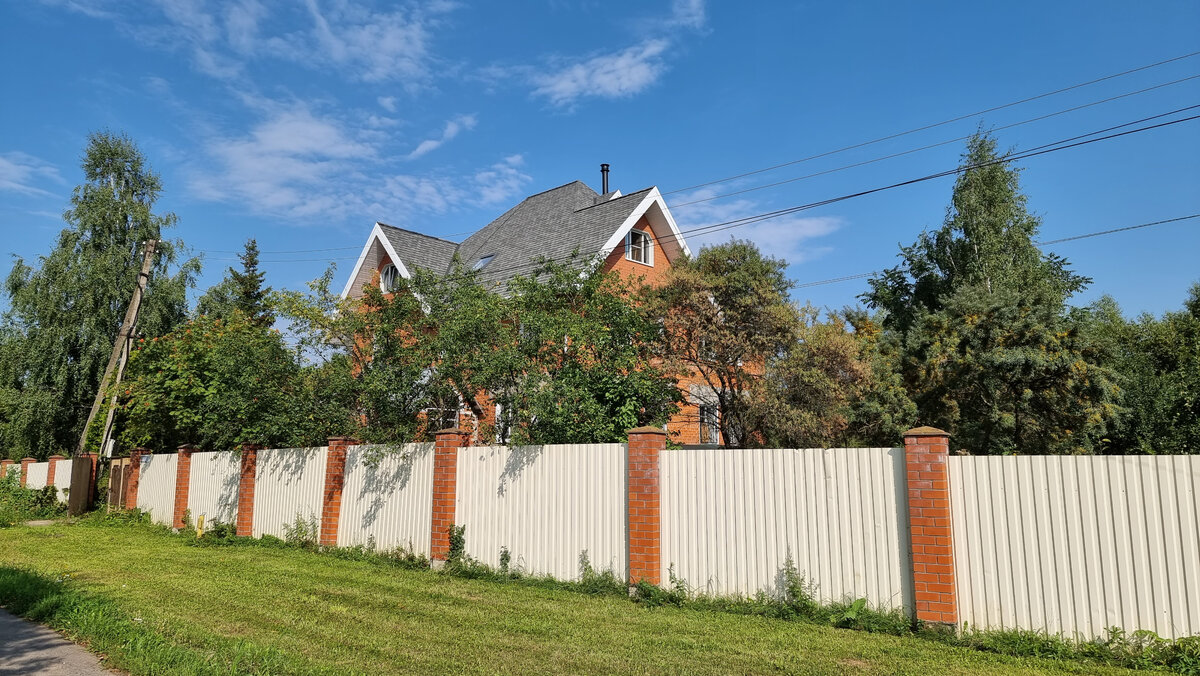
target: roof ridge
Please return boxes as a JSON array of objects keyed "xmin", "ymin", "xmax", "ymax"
[
  {"xmin": 573, "ymin": 186, "xmax": 655, "ymax": 213},
  {"xmin": 377, "ymin": 221, "xmax": 461, "ymax": 246},
  {"xmin": 520, "ymin": 180, "xmax": 596, "ymax": 201}
]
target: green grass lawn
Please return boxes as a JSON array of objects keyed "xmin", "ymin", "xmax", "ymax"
[{"xmin": 0, "ymin": 520, "xmax": 1139, "ymax": 675}]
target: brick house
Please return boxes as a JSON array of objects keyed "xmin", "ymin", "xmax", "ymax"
[{"xmin": 341, "ymin": 173, "xmax": 722, "ymax": 446}]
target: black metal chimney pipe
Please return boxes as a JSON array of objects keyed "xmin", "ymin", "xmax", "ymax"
[{"xmin": 600, "ymin": 163, "xmax": 610, "ymax": 194}]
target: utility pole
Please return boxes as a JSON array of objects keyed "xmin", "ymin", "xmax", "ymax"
[{"xmin": 76, "ymin": 239, "xmax": 157, "ymax": 457}]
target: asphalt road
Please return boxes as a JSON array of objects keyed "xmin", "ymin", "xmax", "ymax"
[{"xmin": 0, "ymin": 609, "xmax": 111, "ymax": 675}]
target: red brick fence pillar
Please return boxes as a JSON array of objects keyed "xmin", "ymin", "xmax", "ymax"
[
  {"xmin": 626, "ymin": 426, "xmax": 665, "ymax": 590},
  {"xmin": 124, "ymin": 448, "xmax": 148, "ymax": 509},
  {"xmin": 46, "ymin": 455, "xmax": 66, "ymax": 487},
  {"xmin": 321, "ymin": 437, "xmax": 358, "ymax": 547},
  {"xmin": 430, "ymin": 428, "xmax": 470, "ymax": 566},
  {"xmin": 19, "ymin": 458, "xmax": 35, "ymax": 487},
  {"xmin": 0, "ymin": 459, "xmax": 12, "ymax": 480},
  {"xmin": 903, "ymin": 426, "xmax": 958, "ymax": 629},
  {"xmin": 236, "ymin": 443, "xmax": 262, "ymax": 537},
  {"xmin": 173, "ymin": 444, "xmax": 196, "ymax": 529}
]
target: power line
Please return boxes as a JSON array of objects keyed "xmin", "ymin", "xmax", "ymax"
[
  {"xmin": 193, "ymin": 52, "xmax": 1200, "ymax": 261},
  {"xmin": 202, "ymin": 245, "xmax": 363, "ymax": 255},
  {"xmin": 205, "ymin": 109, "xmax": 1200, "ymax": 275},
  {"xmin": 662, "ymin": 49, "xmax": 1200, "ymax": 196},
  {"xmin": 376, "ymin": 109, "xmax": 1200, "ymax": 283},
  {"xmin": 792, "ymin": 214, "xmax": 1200, "ymax": 290},
  {"xmin": 668, "ymin": 76, "xmax": 1200, "ymax": 208},
  {"xmin": 670, "ymin": 111, "xmax": 1200, "ymax": 244},
  {"xmin": 1036, "ymin": 213, "xmax": 1200, "ymax": 246}
]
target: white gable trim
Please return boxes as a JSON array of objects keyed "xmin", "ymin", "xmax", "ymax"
[
  {"xmin": 340, "ymin": 223, "xmax": 413, "ymax": 299},
  {"xmin": 597, "ymin": 187, "xmax": 692, "ymax": 265}
]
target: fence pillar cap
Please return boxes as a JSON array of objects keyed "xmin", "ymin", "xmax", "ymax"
[
  {"xmin": 238, "ymin": 442, "xmax": 263, "ymax": 450},
  {"xmin": 903, "ymin": 426, "xmax": 949, "ymax": 438},
  {"xmin": 21, "ymin": 457, "xmax": 37, "ymax": 463},
  {"xmin": 433, "ymin": 427, "xmax": 470, "ymax": 436},
  {"xmin": 177, "ymin": 444, "xmax": 198, "ymax": 452},
  {"xmin": 327, "ymin": 436, "xmax": 361, "ymax": 444},
  {"xmin": 626, "ymin": 426, "xmax": 667, "ymax": 436},
  {"xmin": 48, "ymin": 454, "xmax": 67, "ymax": 460}
]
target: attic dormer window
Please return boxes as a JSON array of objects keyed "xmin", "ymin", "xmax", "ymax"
[
  {"xmin": 379, "ymin": 263, "xmax": 399, "ymax": 293},
  {"xmin": 473, "ymin": 254, "xmax": 495, "ymax": 271},
  {"xmin": 626, "ymin": 229, "xmax": 652, "ymax": 266}
]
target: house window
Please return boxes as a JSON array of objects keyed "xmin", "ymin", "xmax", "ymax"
[
  {"xmin": 379, "ymin": 263, "xmax": 400, "ymax": 293},
  {"xmin": 699, "ymin": 405, "xmax": 719, "ymax": 445},
  {"xmin": 473, "ymin": 254, "xmax": 495, "ymax": 271},
  {"xmin": 625, "ymin": 229, "xmax": 652, "ymax": 265}
]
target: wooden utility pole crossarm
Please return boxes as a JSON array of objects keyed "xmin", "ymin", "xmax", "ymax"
[{"xmin": 76, "ymin": 239, "xmax": 157, "ymax": 457}]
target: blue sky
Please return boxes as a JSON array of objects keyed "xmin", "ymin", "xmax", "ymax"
[{"xmin": 1, "ymin": 0, "xmax": 1197, "ymax": 316}]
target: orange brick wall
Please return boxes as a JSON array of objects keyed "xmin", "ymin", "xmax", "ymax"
[
  {"xmin": 46, "ymin": 455, "xmax": 65, "ymax": 486},
  {"xmin": 320, "ymin": 437, "xmax": 356, "ymax": 546},
  {"xmin": 903, "ymin": 427, "xmax": 958, "ymax": 626},
  {"xmin": 124, "ymin": 448, "xmax": 146, "ymax": 509},
  {"xmin": 601, "ymin": 217, "xmax": 671, "ymax": 286},
  {"xmin": 236, "ymin": 444, "xmax": 260, "ymax": 536},
  {"xmin": 20, "ymin": 458, "xmax": 34, "ymax": 488},
  {"xmin": 430, "ymin": 428, "xmax": 470, "ymax": 562},
  {"xmin": 627, "ymin": 426, "xmax": 665, "ymax": 586},
  {"xmin": 173, "ymin": 445, "xmax": 195, "ymax": 529}
]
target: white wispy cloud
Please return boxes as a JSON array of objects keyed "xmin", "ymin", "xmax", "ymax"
[
  {"xmin": 524, "ymin": 0, "xmax": 707, "ymax": 107},
  {"xmin": 406, "ymin": 114, "xmax": 477, "ymax": 159},
  {"xmin": 190, "ymin": 105, "xmax": 527, "ymax": 222},
  {"xmin": 532, "ymin": 40, "xmax": 670, "ymax": 107},
  {"xmin": 43, "ymin": 0, "xmax": 456, "ymax": 86},
  {"xmin": 0, "ymin": 152, "xmax": 63, "ymax": 197},
  {"xmin": 667, "ymin": 0, "xmax": 706, "ymax": 30},
  {"xmin": 377, "ymin": 96, "xmax": 398, "ymax": 112},
  {"xmin": 668, "ymin": 187, "xmax": 842, "ymax": 266},
  {"xmin": 378, "ymin": 155, "xmax": 530, "ymax": 214}
]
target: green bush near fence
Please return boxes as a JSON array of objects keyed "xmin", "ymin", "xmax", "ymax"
[{"xmin": 0, "ymin": 471, "xmax": 65, "ymax": 527}]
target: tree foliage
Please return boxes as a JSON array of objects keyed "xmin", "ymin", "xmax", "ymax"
[
  {"xmin": 196, "ymin": 239, "xmax": 274, "ymax": 327},
  {"xmin": 0, "ymin": 131, "xmax": 197, "ymax": 459},
  {"xmin": 1079, "ymin": 286, "xmax": 1200, "ymax": 454},
  {"xmin": 862, "ymin": 131, "xmax": 1116, "ymax": 454},
  {"xmin": 865, "ymin": 132, "xmax": 1089, "ymax": 334},
  {"xmin": 276, "ymin": 255, "xmax": 681, "ymax": 447},
  {"xmin": 120, "ymin": 314, "xmax": 294, "ymax": 450},
  {"xmin": 648, "ymin": 239, "xmax": 798, "ymax": 447},
  {"xmin": 748, "ymin": 306, "xmax": 916, "ymax": 448}
]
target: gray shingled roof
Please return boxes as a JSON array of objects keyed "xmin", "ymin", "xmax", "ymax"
[
  {"xmin": 376, "ymin": 224, "xmax": 459, "ymax": 276},
  {"xmin": 380, "ymin": 181, "xmax": 655, "ymax": 288}
]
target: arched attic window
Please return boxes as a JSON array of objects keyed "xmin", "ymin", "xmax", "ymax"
[{"xmin": 379, "ymin": 263, "xmax": 400, "ymax": 293}]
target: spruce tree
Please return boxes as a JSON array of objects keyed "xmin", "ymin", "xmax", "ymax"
[
  {"xmin": 862, "ymin": 131, "xmax": 1115, "ymax": 454},
  {"xmin": 230, "ymin": 239, "xmax": 273, "ymax": 327}
]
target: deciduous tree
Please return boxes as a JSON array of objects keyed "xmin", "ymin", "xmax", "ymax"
[{"xmin": 0, "ymin": 131, "xmax": 197, "ymax": 459}]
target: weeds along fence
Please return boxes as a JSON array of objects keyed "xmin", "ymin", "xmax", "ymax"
[
  {"xmin": 8, "ymin": 456, "xmax": 92, "ymax": 505},
  {"xmin": 116, "ymin": 428, "xmax": 1200, "ymax": 642}
]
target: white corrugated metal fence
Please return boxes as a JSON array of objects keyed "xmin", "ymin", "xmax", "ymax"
[
  {"xmin": 455, "ymin": 444, "xmax": 627, "ymax": 580},
  {"xmin": 338, "ymin": 443, "xmax": 435, "ymax": 554},
  {"xmin": 137, "ymin": 453, "xmax": 178, "ymax": 526},
  {"xmin": 661, "ymin": 447, "xmax": 912, "ymax": 611},
  {"xmin": 252, "ymin": 447, "xmax": 327, "ymax": 539},
  {"xmin": 23, "ymin": 462, "xmax": 49, "ymax": 490},
  {"xmin": 188, "ymin": 451, "xmax": 241, "ymax": 526},
  {"xmin": 950, "ymin": 454, "xmax": 1200, "ymax": 640}
]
